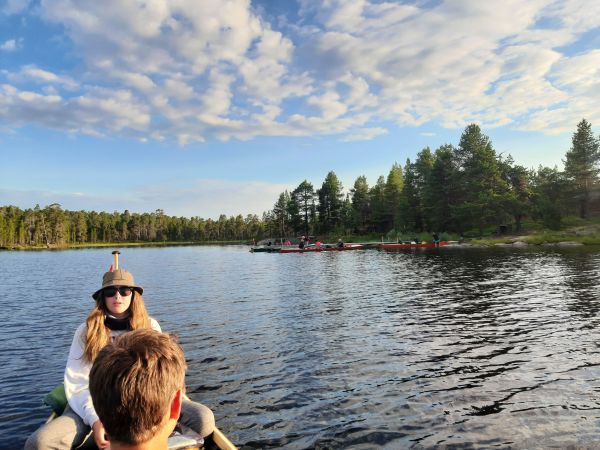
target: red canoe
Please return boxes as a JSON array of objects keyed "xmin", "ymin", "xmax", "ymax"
[{"xmin": 379, "ymin": 241, "xmax": 449, "ymax": 249}]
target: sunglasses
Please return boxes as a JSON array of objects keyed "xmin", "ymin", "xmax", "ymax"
[{"xmin": 103, "ymin": 286, "xmax": 133, "ymax": 297}]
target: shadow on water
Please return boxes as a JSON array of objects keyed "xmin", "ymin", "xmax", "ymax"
[{"xmin": 4, "ymin": 246, "xmax": 600, "ymax": 449}]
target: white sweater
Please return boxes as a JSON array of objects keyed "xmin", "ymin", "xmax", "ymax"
[{"xmin": 64, "ymin": 318, "xmax": 161, "ymax": 426}]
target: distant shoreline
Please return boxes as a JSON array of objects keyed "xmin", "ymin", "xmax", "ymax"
[
  {"xmin": 3, "ymin": 232, "xmax": 600, "ymax": 251},
  {"xmin": 0, "ymin": 240, "xmax": 249, "ymax": 251}
]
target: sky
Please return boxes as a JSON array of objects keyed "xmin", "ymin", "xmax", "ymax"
[{"xmin": 1, "ymin": 0, "xmax": 599, "ymax": 219}]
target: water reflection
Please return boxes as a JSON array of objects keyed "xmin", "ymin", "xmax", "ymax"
[
  {"xmin": 560, "ymin": 251, "xmax": 600, "ymax": 319},
  {"xmin": 3, "ymin": 246, "xmax": 600, "ymax": 449}
]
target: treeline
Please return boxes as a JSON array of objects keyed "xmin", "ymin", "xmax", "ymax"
[
  {"xmin": 0, "ymin": 206, "xmax": 265, "ymax": 247},
  {"xmin": 263, "ymin": 120, "xmax": 600, "ymax": 237},
  {"xmin": 1, "ymin": 120, "xmax": 599, "ymax": 248}
]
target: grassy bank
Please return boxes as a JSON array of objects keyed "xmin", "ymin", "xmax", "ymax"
[
  {"xmin": 469, "ymin": 219, "xmax": 600, "ymax": 246},
  {"xmin": 471, "ymin": 233, "xmax": 600, "ymax": 246}
]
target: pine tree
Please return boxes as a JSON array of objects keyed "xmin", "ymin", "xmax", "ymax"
[
  {"xmin": 273, "ymin": 191, "xmax": 291, "ymax": 238},
  {"xmin": 292, "ymin": 180, "xmax": 315, "ymax": 236},
  {"xmin": 317, "ymin": 171, "xmax": 344, "ymax": 233},
  {"xmin": 563, "ymin": 119, "xmax": 600, "ymax": 218},
  {"xmin": 384, "ymin": 163, "xmax": 404, "ymax": 231},
  {"xmin": 351, "ymin": 175, "xmax": 370, "ymax": 233},
  {"xmin": 532, "ymin": 166, "xmax": 568, "ymax": 229},
  {"xmin": 498, "ymin": 156, "xmax": 532, "ymax": 232},
  {"xmin": 455, "ymin": 124, "xmax": 511, "ymax": 235},
  {"xmin": 369, "ymin": 176, "xmax": 387, "ymax": 233},
  {"xmin": 399, "ymin": 160, "xmax": 419, "ymax": 231},
  {"xmin": 413, "ymin": 148, "xmax": 434, "ymax": 230},
  {"xmin": 425, "ymin": 145, "xmax": 459, "ymax": 232}
]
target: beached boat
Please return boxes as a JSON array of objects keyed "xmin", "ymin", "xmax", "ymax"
[
  {"xmin": 279, "ymin": 243, "xmax": 365, "ymax": 253},
  {"xmin": 379, "ymin": 241, "xmax": 449, "ymax": 249},
  {"xmin": 43, "ymin": 384, "xmax": 236, "ymax": 450},
  {"xmin": 250, "ymin": 237, "xmax": 295, "ymax": 253}
]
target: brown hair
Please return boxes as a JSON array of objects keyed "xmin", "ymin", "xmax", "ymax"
[
  {"xmin": 89, "ymin": 329, "xmax": 186, "ymax": 445},
  {"xmin": 82, "ymin": 290, "xmax": 151, "ymax": 363}
]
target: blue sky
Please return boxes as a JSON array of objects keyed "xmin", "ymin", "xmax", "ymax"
[{"xmin": 1, "ymin": 0, "xmax": 599, "ymax": 218}]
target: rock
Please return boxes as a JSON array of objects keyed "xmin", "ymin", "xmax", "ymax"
[
  {"xmin": 512, "ymin": 241, "xmax": 528, "ymax": 247},
  {"xmin": 555, "ymin": 241, "xmax": 583, "ymax": 247},
  {"xmin": 449, "ymin": 242, "xmax": 487, "ymax": 248}
]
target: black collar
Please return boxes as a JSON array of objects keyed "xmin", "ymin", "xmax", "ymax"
[{"xmin": 104, "ymin": 315, "xmax": 131, "ymax": 331}]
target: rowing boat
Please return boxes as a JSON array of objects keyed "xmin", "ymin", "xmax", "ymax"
[
  {"xmin": 43, "ymin": 384, "xmax": 236, "ymax": 450},
  {"xmin": 279, "ymin": 243, "xmax": 365, "ymax": 253},
  {"xmin": 379, "ymin": 241, "xmax": 449, "ymax": 249}
]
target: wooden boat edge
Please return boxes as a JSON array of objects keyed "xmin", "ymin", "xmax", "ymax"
[
  {"xmin": 44, "ymin": 412, "xmax": 236, "ymax": 450},
  {"xmin": 211, "ymin": 426, "xmax": 237, "ymax": 450}
]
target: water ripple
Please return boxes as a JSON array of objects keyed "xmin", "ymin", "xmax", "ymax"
[{"xmin": 3, "ymin": 247, "xmax": 600, "ymax": 448}]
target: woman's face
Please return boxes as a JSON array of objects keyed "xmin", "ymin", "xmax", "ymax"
[{"xmin": 103, "ymin": 286, "xmax": 133, "ymax": 318}]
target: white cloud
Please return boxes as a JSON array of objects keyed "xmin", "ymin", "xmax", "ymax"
[
  {"xmin": 0, "ymin": 39, "xmax": 19, "ymax": 51},
  {"xmin": 1, "ymin": 0, "xmax": 30, "ymax": 15},
  {"xmin": 307, "ymin": 91, "xmax": 347, "ymax": 120},
  {"xmin": 0, "ymin": 84, "xmax": 149, "ymax": 135},
  {"xmin": 1, "ymin": 0, "xmax": 599, "ymax": 142},
  {"xmin": 341, "ymin": 127, "xmax": 388, "ymax": 142},
  {"xmin": 517, "ymin": 49, "xmax": 600, "ymax": 133},
  {"xmin": 7, "ymin": 65, "xmax": 78, "ymax": 89}
]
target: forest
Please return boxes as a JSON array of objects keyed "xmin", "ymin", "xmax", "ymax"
[{"xmin": 1, "ymin": 120, "xmax": 599, "ymax": 248}]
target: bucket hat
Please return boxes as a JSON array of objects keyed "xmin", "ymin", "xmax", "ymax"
[
  {"xmin": 92, "ymin": 269, "xmax": 143, "ymax": 300},
  {"xmin": 92, "ymin": 251, "xmax": 143, "ymax": 300}
]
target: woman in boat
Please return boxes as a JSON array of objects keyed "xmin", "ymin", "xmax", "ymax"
[{"xmin": 25, "ymin": 253, "xmax": 214, "ymax": 450}]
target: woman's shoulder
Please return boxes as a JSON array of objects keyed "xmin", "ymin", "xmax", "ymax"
[
  {"xmin": 149, "ymin": 317, "xmax": 162, "ymax": 332},
  {"xmin": 74, "ymin": 321, "xmax": 87, "ymax": 336},
  {"xmin": 68, "ymin": 322, "xmax": 88, "ymax": 349}
]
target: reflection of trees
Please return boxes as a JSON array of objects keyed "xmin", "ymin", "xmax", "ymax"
[
  {"xmin": 417, "ymin": 248, "xmax": 558, "ymax": 347},
  {"xmin": 421, "ymin": 249, "xmax": 503, "ymax": 315},
  {"xmin": 560, "ymin": 249, "xmax": 600, "ymax": 320}
]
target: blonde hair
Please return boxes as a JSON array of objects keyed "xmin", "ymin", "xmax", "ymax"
[
  {"xmin": 89, "ymin": 329, "xmax": 186, "ymax": 445},
  {"xmin": 83, "ymin": 290, "xmax": 151, "ymax": 363}
]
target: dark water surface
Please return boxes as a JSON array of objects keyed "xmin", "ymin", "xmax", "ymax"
[{"xmin": 2, "ymin": 246, "xmax": 600, "ymax": 449}]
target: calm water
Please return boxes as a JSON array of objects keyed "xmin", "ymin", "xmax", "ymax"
[{"xmin": 2, "ymin": 246, "xmax": 600, "ymax": 449}]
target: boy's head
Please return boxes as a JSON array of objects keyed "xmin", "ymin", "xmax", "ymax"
[{"xmin": 89, "ymin": 329, "xmax": 186, "ymax": 446}]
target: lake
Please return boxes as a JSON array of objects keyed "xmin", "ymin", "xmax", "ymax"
[{"xmin": 2, "ymin": 245, "xmax": 600, "ymax": 449}]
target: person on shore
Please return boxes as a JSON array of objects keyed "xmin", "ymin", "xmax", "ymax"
[
  {"xmin": 337, "ymin": 239, "xmax": 344, "ymax": 248},
  {"xmin": 299, "ymin": 236, "xmax": 305, "ymax": 249},
  {"xmin": 315, "ymin": 240, "xmax": 322, "ymax": 250},
  {"xmin": 89, "ymin": 329, "xmax": 186, "ymax": 450},
  {"xmin": 433, "ymin": 232, "xmax": 440, "ymax": 247},
  {"xmin": 25, "ymin": 251, "xmax": 214, "ymax": 450}
]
